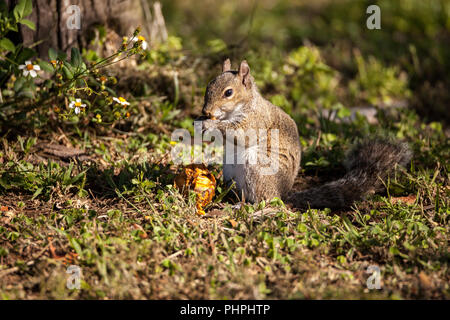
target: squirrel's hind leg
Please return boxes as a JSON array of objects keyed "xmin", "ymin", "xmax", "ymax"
[{"xmin": 242, "ymin": 164, "xmax": 294, "ymax": 204}]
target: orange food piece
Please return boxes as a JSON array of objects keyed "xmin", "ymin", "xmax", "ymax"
[
  {"xmin": 390, "ymin": 195, "xmax": 416, "ymax": 205},
  {"xmin": 174, "ymin": 164, "xmax": 216, "ymax": 216}
]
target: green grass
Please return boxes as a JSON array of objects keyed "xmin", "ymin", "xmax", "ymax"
[
  {"xmin": 0, "ymin": 105, "xmax": 447, "ymax": 299},
  {"xmin": 0, "ymin": 0, "xmax": 449, "ymax": 300}
]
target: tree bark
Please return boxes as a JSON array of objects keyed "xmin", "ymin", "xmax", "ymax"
[{"xmin": 8, "ymin": 0, "xmax": 148, "ymax": 58}]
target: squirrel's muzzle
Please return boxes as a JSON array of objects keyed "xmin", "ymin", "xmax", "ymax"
[{"xmin": 202, "ymin": 104, "xmax": 217, "ymax": 120}]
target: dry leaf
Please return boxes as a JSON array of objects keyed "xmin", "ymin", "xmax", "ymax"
[
  {"xmin": 419, "ymin": 271, "xmax": 432, "ymax": 289},
  {"xmin": 62, "ymin": 252, "xmax": 78, "ymax": 265},
  {"xmin": 204, "ymin": 209, "xmax": 226, "ymax": 218},
  {"xmin": 132, "ymin": 223, "xmax": 148, "ymax": 239},
  {"xmin": 48, "ymin": 239, "xmax": 77, "ymax": 264},
  {"xmin": 228, "ymin": 219, "xmax": 238, "ymax": 228}
]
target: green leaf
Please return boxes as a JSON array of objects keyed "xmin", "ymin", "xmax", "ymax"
[
  {"xmin": 38, "ymin": 60, "xmax": 53, "ymax": 73},
  {"xmin": 63, "ymin": 163, "xmax": 74, "ymax": 184},
  {"xmin": 23, "ymin": 0, "xmax": 33, "ymax": 16},
  {"xmin": 19, "ymin": 18, "xmax": 35, "ymax": 30},
  {"xmin": 161, "ymin": 259, "xmax": 171, "ymax": 268},
  {"xmin": 0, "ymin": 38, "xmax": 15, "ymax": 52},
  {"xmin": 14, "ymin": 77, "xmax": 26, "ymax": 92},
  {"xmin": 337, "ymin": 106, "xmax": 351, "ymax": 118},
  {"xmin": 207, "ymin": 39, "xmax": 227, "ymax": 53},
  {"xmin": 14, "ymin": 79, "xmax": 36, "ymax": 99},
  {"xmin": 13, "ymin": 0, "xmax": 32, "ymax": 20},
  {"xmin": 32, "ymin": 187, "xmax": 43, "ymax": 199},
  {"xmin": 70, "ymin": 47, "xmax": 82, "ymax": 69},
  {"xmin": 13, "ymin": 3, "xmax": 22, "ymax": 20},
  {"xmin": 62, "ymin": 61, "xmax": 74, "ymax": 79},
  {"xmin": 18, "ymin": 84, "xmax": 36, "ymax": 99},
  {"xmin": 69, "ymin": 237, "xmax": 83, "ymax": 255},
  {"xmin": 62, "ymin": 66, "xmax": 73, "ymax": 80},
  {"xmin": 0, "ymin": 177, "xmax": 12, "ymax": 190},
  {"xmin": 57, "ymin": 51, "xmax": 67, "ymax": 60},
  {"xmin": 48, "ymin": 48, "xmax": 58, "ymax": 61}
]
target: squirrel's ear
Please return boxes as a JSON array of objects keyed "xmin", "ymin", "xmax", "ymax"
[
  {"xmin": 239, "ymin": 60, "xmax": 251, "ymax": 88},
  {"xmin": 222, "ymin": 58, "xmax": 231, "ymax": 72}
]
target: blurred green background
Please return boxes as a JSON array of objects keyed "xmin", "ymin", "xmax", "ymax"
[{"xmin": 162, "ymin": 0, "xmax": 450, "ymax": 123}]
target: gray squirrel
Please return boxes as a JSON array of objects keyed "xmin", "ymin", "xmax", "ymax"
[{"xmin": 201, "ymin": 59, "xmax": 411, "ymax": 208}]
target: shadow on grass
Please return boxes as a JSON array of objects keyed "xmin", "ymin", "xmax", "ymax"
[{"xmin": 84, "ymin": 161, "xmax": 176, "ymax": 198}]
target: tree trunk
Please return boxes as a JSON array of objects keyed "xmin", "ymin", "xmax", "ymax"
[{"xmin": 7, "ymin": 0, "xmax": 163, "ymax": 59}]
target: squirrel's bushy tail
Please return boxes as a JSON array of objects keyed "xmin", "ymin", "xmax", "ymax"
[{"xmin": 288, "ymin": 138, "xmax": 412, "ymax": 209}]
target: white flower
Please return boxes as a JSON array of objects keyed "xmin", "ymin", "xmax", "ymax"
[
  {"xmin": 131, "ymin": 35, "xmax": 148, "ymax": 50},
  {"xmin": 69, "ymin": 98, "xmax": 86, "ymax": 114},
  {"xmin": 19, "ymin": 61, "xmax": 40, "ymax": 78},
  {"xmin": 113, "ymin": 96, "xmax": 130, "ymax": 107}
]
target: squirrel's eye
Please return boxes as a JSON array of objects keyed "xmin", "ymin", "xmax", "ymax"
[{"xmin": 224, "ymin": 89, "xmax": 233, "ymax": 97}]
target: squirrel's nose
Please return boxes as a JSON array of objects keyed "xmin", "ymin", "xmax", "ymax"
[{"xmin": 202, "ymin": 105, "xmax": 211, "ymax": 117}]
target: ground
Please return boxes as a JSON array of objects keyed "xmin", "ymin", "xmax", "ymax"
[{"xmin": 0, "ymin": 0, "xmax": 448, "ymax": 299}]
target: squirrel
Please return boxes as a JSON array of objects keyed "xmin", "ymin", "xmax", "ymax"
[{"xmin": 201, "ymin": 59, "xmax": 412, "ymax": 209}]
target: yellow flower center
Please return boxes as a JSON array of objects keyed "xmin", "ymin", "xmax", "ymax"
[
  {"xmin": 119, "ymin": 97, "xmax": 127, "ymax": 103},
  {"xmin": 75, "ymin": 101, "xmax": 82, "ymax": 107},
  {"xmin": 138, "ymin": 36, "xmax": 146, "ymax": 42},
  {"xmin": 26, "ymin": 64, "xmax": 34, "ymax": 70}
]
